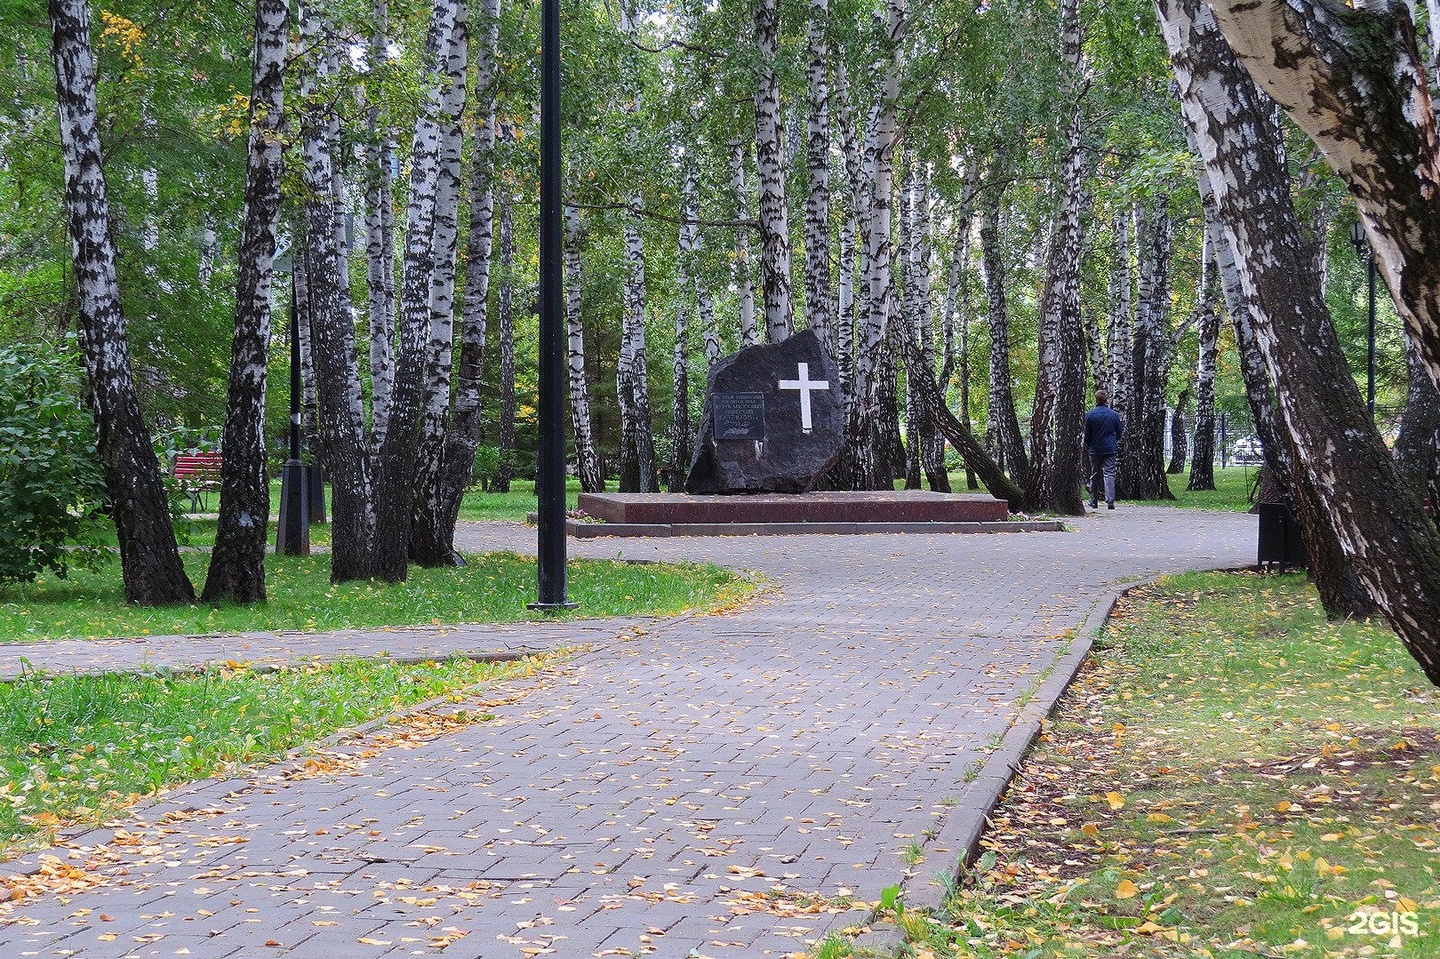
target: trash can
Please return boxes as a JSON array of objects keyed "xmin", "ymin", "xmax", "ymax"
[{"xmin": 1257, "ymin": 501, "xmax": 1306, "ymax": 569}]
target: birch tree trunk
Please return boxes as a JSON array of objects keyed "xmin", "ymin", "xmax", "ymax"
[
  {"xmin": 410, "ymin": 0, "xmax": 501, "ymax": 566},
  {"xmin": 1188, "ymin": 234, "xmax": 1221, "ymax": 491},
  {"xmin": 907, "ymin": 169, "xmax": 948, "ymax": 490},
  {"xmin": 203, "ymin": 0, "xmax": 289, "ymax": 604},
  {"xmin": 373, "ymin": 0, "xmax": 465, "ymax": 580},
  {"xmin": 409, "ymin": 1, "xmax": 468, "ymax": 563},
  {"xmin": 1161, "ymin": 0, "xmax": 1440, "ymax": 677},
  {"xmin": 836, "ymin": 211, "xmax": 857, "ymax": 402},
  {"xmin": 980, "ymin": 189, "xmax": 1028, "ymax": 484},
  {"xmin": 1167, "ymin": 388, "xmax": 1190, "ymax": 474},
  {"xmin": 754, "ymin": 0, "xmax": 794, "ymax": 343},
  {"xmin": 671, "ymin": 166, "xmax": 702, "ymax": 489},
  {"xmin": 855, "ymin": 0, "xmax": 907, "ymax": 489},
  {"xmin": 1186, "ymin": 26, "xmax": 1372, "ymax": 619},
  {"xmin": 298, "ymin": 0, "xmax": 374, "ymax": 582},
  {"xmin": 492, "ymin": 192, "xmax": 516, "ymax": 493},
  {"xmin": 564, "ymin": 203, "xmax": 604, "ymax": 493},
  {"xmin": 364, "ymin": 0, "xmax": 397, "ymax": 449},
  {"xmin": 730, "ymin": 138, "xmax": 759, "ymax": 348},
  {"xmin": 47, "ymin": 0, "xmax": 194, "ymax": 605},
  {"xmin": 804, "ymin": 0, "xmax": 832, "ymax": 350},
  {"xmin": 1025, "ymin": 0, "xmax": 1088, "ymax": 514},
  {"xmin": 618, "ymin": 200, "xmax": 656, "ymax": 492},
  {"xmin": 1117, "ymin": 196, "xmax": 1175, "ymax": 500},
  {"xmin": 1205, "ymin": 0, "xmax": 1440, "ymax": 391},
  {"xmin": 1105, "ymin": 209, "xmax": 1134, "ymax": 406}
]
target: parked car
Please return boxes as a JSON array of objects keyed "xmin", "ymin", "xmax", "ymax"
[{"xmin": 1232, "ymin": 436, "xmax": 1263, "ymax": 465}]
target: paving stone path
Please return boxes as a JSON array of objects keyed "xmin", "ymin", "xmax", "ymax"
[{"xmin": 0, "ymin": 507, "xmax": 1253, "ymax": 958}]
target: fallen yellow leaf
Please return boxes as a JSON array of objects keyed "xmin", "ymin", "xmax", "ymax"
[{"xmin": 1116, "ymin": 879, "xmax": 1138, "ymax": 900}]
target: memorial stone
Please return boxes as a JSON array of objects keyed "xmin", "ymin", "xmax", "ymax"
[{"xmin": 684, "ymin": 329, "xmax": 843, "ymax": 494}]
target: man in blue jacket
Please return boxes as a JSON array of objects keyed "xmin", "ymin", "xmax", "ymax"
[{"xmin": 1084, "ymin": 389, "xmax": 1123, "ymax": 510}]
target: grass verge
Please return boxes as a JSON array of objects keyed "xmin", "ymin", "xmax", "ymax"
[
  {"xmin": 874, "ymin": 570, "xmax": 1439, "ymax": 958},
  {"xmin": 0, "ymin": 552, "xmax": 750, "ymax": 642},
  {"xmin": 1153, "ymin": 465, "xmax": 1259, "ymax": 512},
  {"xmin": 0, "ymin": 654, "xmax": 548, "ymax": 856}
]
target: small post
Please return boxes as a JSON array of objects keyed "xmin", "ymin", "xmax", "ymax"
[
  {"xmin": 277, "ymin": 276, "xmax": 310, "ymax": 555},
  {"xmin": 1366, "ymin": 254, "xmax": 1377, "ymax": 417},
  {"xmin": 529, "ymin": 0, "xmax": 575, "ymax": 612},
  {"xmin": 1219, "ymin": 411, "xmax": 1228, "ymax": 470}
]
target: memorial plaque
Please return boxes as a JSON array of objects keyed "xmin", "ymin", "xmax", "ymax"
[{"xmin": 713, "ymin": 392, "xmax": 766, "ymax": 440}]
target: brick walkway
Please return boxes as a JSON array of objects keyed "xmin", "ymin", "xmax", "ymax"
[{"xmin": 0, "ymin": 507, "xmax": 1253, "ymax": 958}]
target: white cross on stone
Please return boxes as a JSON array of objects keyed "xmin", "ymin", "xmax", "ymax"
[{"xmin": 778, "ymin": 362, "xmax": 830, "ymax": 433}]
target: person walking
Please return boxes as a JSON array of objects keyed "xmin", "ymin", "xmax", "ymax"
[{"xmin": 1084, "ymin": 389, "xmax": 1123, "ymax": 510}]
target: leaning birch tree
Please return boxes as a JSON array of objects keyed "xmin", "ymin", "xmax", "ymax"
[
  {"xmin": 48, "ymin": 0, "xmax": 194, "ymax": 605},
  {"xmin": 1158, "ymin": 0, "xmax": 1440, "ymax": 684}
]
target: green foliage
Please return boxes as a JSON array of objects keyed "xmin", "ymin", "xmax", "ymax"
[{"xmin": 0, "ymin": 342, "xmax": 108, "ymax": 585}]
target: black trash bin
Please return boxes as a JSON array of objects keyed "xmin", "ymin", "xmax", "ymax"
[{"xmin": 1257, "ymin": 501, "xmax": 1306, "ymax": 569}]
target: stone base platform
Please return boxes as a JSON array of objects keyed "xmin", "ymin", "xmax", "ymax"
[{"xmin": 556, "ymin": 490, "xmax": 1063, "ymax": 538}]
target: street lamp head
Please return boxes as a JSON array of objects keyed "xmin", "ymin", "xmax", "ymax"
[{"xmin": 1350, "ymin": 220, "xmax": 1369, "ymax": 259}]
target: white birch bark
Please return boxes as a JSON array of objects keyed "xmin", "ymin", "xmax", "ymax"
[
  {"xmin": 1206, "ymin": 0, "xmax": 1440, "ymax": 390},
  {"xmin": 564, "ymin": 203, "xmax": 604, "ymax": 493},
  {"xmin": 1026, "ymin": 0, "xmax": 1089, "ymax": 514},
  {"xmin": 1105, "ymin": 209, "xmax": 1134, "ymax": 407},
  {"xmin": 410, "ymin": 0, "xmax": 467, "ymax": 560},
  {"xmin": 671, "ymin": 164, "xmax": 702, "ymax": 485},
  {"xmin": 618, "ymin": 199, "xmax": 656, "ymax": 492},
  {"xmin": 754, "ymin": 0, "xmax": 794, "ymax": 342},
  {"xmin": 298, "ymin": 0, "xmax": 374, "ymax": 581},
  {"xmin": 376, "ymin": 0, "xmax": 464, "ymax": 578},
  {"xmin": 48, "ymin": 0, "xmax": 193, "ymax": 604},
  {"xmin": 204, "ymin": 0, "xmax": 289, "ymax": 603},
  {"xmin": 803, "ymin": 0, "xmax": 832, "ymax": 350},
  {"xmin": 493, "ymin": 189, "xmax": 516, "ymax": 493},
  {"xmin": 730, "ymin": 138, "xmax": 759, "ymax": 347},
  {"xmin": 1187, "ymin": 231, "xmax": 1221, "ymax": 491},
  {"xmin": 847, "ymin": 0, "xmax": 907, "ymax": 490},
  {"xmin": 1160, "ymin": 0, "xmax": 1407, "ymax": 636},
  {"xmin": 364, "ymin": 0, "xmax": 397, "ymax": 448}
]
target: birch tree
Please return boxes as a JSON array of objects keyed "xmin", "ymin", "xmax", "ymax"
[
  {"xmin": 564, "ymin": 203, "xmax": 604, "ymax": 493},
  {"xmin": 753, "ymin": 0, "xmax": 793, "ymax": 342},
  {"xmin": 411, "ymin": 0, "xmax": 501, "ymax": 567},
  {"xmin": 1205, "ymin": 0, "xmax": 1440, "ymax": 390},
  {"xmin": 803, "ymin": 0, "xmax": 832, "ymax": 350},
  {"xmin": 1024, "ymin": 0, "xmax": 1088, "ymax": 515},
  {"xmin": 47, "ymin": 0, "xmax": 195, "ymax": 606},
  {"xmin": 1159, "ymin": 0, "xmax": 1440, "ymax": 684},
  {"xmin": 299, "ymin": 0, "xmax": 375, "ymax": 583},
  {"xmin": 1187, "ymin": 235, "xmax": 1220, "ymax": 491},
  {"xmin": 203, "ymin": 0, "xmax": 289, "ymax": 604},
  {"xmin": 377, "ymin": 0, "xmax": 467, "ymax": 579}
]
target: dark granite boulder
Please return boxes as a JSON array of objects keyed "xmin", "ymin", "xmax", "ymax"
[{"xmin": 684, "ymin": 329, "xmax": 843, "ymax": 494}]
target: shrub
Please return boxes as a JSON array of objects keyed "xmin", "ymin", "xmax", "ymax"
[{"xmin": 0, "ymin": 342, "xmax": 109, "ymax": 584}]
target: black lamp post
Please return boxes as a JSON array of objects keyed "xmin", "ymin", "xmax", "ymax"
[
  {"xmin": 276, "ymin": 273, "xmax": 310, "ymax": 555},
  {"xmin": 528, "ymin": 0, "xmax": 574, "ymax": 611},
  {"xmin": 1350, "ymin": 221, "xmax": 1378, "ymax": 417}
]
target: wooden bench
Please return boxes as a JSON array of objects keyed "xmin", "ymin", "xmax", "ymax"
[{"xmin": 173, "ymin": 452, "xmax": 223, "ymax": 512}]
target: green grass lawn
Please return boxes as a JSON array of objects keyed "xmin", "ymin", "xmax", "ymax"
[
  {"xmin": 1159, "ymin": 464, "xmax": 1260, "ymax": 512},
  {"xmin": 859, "ymin": 571, "xmax": 1439, "ymax": 958},
  {"xmin": 0, "ymin": 655, "xmax": 548, "ymax": 855},
  {"xmin": 0, "ymin": 551, "xmax": 749, "ymax": 642}
]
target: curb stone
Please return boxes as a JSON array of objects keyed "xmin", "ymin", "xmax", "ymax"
[{"xmin": 855, "ymin": 574, "xmax": 1168, "ymax": 957}]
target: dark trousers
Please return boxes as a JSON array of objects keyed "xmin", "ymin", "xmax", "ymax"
[{"xmin": 1089, "ymin": 453, "xmax": 1117, "ymax": 505}]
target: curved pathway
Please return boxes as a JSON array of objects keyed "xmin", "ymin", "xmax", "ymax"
[{"xmin": 0, "ymin": 507, "xmax": 1253, "ymax": 958}]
